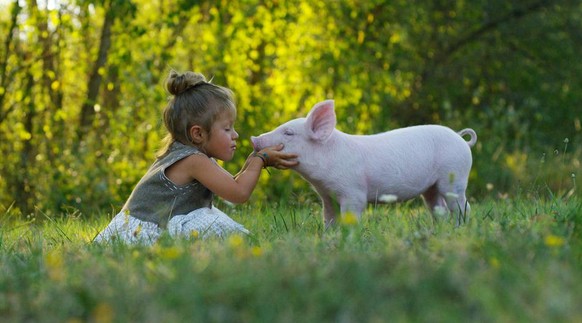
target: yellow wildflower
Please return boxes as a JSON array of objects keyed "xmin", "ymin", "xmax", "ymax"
[
  {"xmin": 158, "ymin": 246, "xmax": 182, "ymax": 260},
  {"xmin": 45, "ymin": 249, "xmax": 65, "ymax": 282},
  {"xmin": 228, "ymin": 234, "xmax": 245, "ymax": 249},
  {"xmin": 251, "ymin": 246, "xmax": 263, "ymax": 257},
  {"xmin": 544, "ymin": 235, "xmax": 565, "ymax": 248},
  {"xmin": 91, "ymin": 302, "xmax": 114, "ymax": 323},
  {"xmin": 123, "ymin": 209, "xmax": 130, "ymax": 225},
  {"xmin": 340, "ymin": 212, "xmax": 358, "ymax": 226},
  {"xmin": 133, "ymin": 224, "xmax": 142, "ymax": 237},
  {"xmin": 489, "ymin": 257, "xmax": 500, "ymax": 269}
]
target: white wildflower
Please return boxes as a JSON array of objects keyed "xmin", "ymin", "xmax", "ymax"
[
  {"xmin": 434, "ymin": 206, "xmax": 448, "ymax": 218},
  {"xmin": 445, "ymin": 192, "xmax": 459, "ymax": 199},
  {"xmin": 378, "ymin": 194, "xmax": 398, "ymax": 203}
]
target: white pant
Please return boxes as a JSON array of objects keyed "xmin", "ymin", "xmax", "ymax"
[{"xmin": 94, "ymin": 207, "xmax": 249, "ymax": 245}]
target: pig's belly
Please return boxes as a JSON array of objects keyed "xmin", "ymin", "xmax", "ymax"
[
  {"xmin": 366, "ymin": 175, "xmax": 433, "ymax": 202},
  {"xmin": 366, "ymin": 188, "xmax": 425, "ymax": 202}
]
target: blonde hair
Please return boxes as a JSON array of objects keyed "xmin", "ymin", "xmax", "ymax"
[{"xmin": 158, "ymin": 70, "xmax": 236, "ymax": 157}]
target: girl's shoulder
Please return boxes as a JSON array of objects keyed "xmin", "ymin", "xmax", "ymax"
[
  {"xmin": 164, "ymin": 149, "xmax": 218, "ymax": 186},
  {"xmin": 151, "ymin": 141, "xmax": 208, "ymax": 174},
  {"xmin": 169, "ymin": 140, "xmax": 201, "ymax": 153},
  {"xmin": 161, "ymin": 141, "xmax": 205, "ymax": 161}
]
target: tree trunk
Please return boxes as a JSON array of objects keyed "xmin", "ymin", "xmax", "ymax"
[
  {"xmin": 10, "ymin": 70, "xmax": 36, "ymax": 215},
  {"xmin": 0, "ymin": 0, "xmax": 21, "ymax": 124},
  {"xmin": 77, "ymin": 0, "xmax": 116, "ymax": 143}
]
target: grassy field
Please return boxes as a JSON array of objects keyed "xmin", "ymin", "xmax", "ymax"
[{"xmin": 1, "ymin": 194, "xmax": 581, "ymax": 322}]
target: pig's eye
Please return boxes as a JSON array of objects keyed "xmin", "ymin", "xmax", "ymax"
[{"xmin": 283, "ymin": 129, "xmax": 294, "ymax": 136}]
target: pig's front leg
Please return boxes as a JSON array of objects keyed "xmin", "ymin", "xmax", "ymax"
[
  {"xmin": 317, "ymin": 191, "xmax": 337, "ymax": 228},
  {"xmin": 339, "ymin": 194, "xmax": 367, "ymax": 221}
]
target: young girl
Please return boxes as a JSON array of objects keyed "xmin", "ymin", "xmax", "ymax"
[{"xmin": 94, "ymin": 70, "xmax": 298, "ymax": 244}]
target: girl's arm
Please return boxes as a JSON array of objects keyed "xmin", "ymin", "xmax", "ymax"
[
  {"xmin": 233, "ymin": 152, "xmax": 256, "ymax": 179},
  {"xmin": 176, "ymin": 145, "xmax": 297, "ymax": 204},
  {"xmin": 233, "ymin": 144, "xmax": 292, "ymax": 178}
]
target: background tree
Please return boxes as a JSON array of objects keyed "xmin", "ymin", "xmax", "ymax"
[{"xmin": 0, "ymin": 0, "xmax": 579, "ymax": 217}]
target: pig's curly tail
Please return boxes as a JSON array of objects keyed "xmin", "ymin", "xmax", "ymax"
[{"xmin": 458, "ymin": 128, "xmax": 477, "ymax": 147}]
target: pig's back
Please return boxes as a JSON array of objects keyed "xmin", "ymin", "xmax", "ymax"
[{"xmin": 348, "ymin": 125, "xmax": 471, "ymax": 200}]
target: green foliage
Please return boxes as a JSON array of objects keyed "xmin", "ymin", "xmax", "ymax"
[
  {"xmin": 0, "ymin": 0, "xmax": 580, "ymax": 216},
  {"xmin": 1, "ymin": 196, "xmax": 581, "ymax": 321}
]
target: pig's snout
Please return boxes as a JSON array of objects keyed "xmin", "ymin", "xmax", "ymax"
[
  {"xmin": 251, "ymin": 135, "xmax": 285, "ymax": 153},
  {"xmin": 250, "ymin": 136, "xmax": 261, "ymax": 151}
]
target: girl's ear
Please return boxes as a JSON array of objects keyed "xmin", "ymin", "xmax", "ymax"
[{"xmin": 189, "ymin": 125, "xmax": 205, "ymax": 144}]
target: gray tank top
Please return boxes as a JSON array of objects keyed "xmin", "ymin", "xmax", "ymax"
[{"xmin": 122, "ymin": 141, "xmax": 213, "ymax": 228}]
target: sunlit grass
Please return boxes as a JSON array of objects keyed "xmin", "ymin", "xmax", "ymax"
[{"xmin": 1, "ymin": 195, "xmax": 581, "ymax": 322}]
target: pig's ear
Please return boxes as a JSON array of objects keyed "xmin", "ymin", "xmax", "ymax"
[{"xmin": 305, "ymin": 100, "xmax": 336, "ymax": 142}]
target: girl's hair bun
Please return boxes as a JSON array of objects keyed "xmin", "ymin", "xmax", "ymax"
[{"xmin": 166, "ymin": 70, "xmax": 207, "ymax": 96}]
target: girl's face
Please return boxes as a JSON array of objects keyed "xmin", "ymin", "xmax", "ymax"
[{"xmin": 205, "ymin": 111, "xmax": 238, "ymax": 161}]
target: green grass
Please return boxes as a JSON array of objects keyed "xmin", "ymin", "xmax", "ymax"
[{"xmin": 1, "ymin": 195, "xmax": 581, "ymax": 322}]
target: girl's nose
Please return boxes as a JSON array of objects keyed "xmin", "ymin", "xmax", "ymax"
[{"xmin": 233, "ymin": 129, "xmax": 239, "ymax": 139}]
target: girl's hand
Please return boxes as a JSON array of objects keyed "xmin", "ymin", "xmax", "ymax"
[{"xmin": 257, "ymin": 144, "xmax": 299, "ymax": 169}]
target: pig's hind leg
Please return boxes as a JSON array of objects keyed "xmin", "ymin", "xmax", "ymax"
[
  {"xmin": 422, "ymin": 184, "xmax": 448, "ymax": 218},
  {"xmin": 445, "ymin": 192, "xmax": 470, "ymax": 226},
  {"xmin": 426, "ymin": 178, "xmax": 471, "ymax": 226},
  {"xmin": 440, "ymin": 178, "xmax": 471, "ymax": 226}
]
